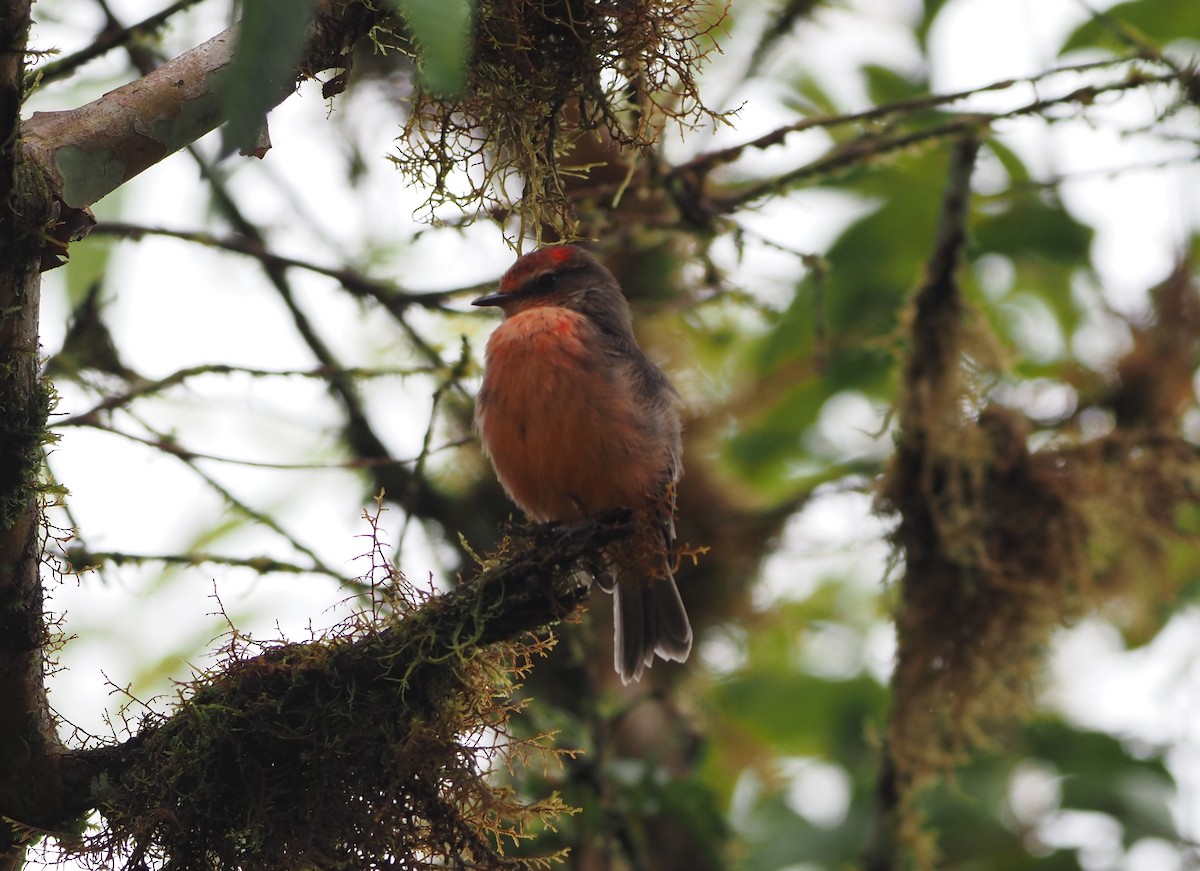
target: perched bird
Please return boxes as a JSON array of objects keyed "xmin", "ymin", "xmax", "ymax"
[{"xmin": 473, "ymin": 245, "xmax": 692, "ymax": 683}]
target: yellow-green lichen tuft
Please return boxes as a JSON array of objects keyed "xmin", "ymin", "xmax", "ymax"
[
  {"xmin": 66, "ymin": 509, "xmax": 604, "ymax": 871},
  {"xmin": 384, "ymin": 0, "xmax": 728, "ymax": 237}
]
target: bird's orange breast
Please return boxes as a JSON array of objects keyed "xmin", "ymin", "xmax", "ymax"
[{"xmin": 476, "ymin": 306, "xmax": 662, "ymax": 522}]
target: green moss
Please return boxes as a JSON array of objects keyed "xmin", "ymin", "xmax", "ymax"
[
  {"xmin": 61, "ymin": 513, "xmax": 620, "ymax": 870},
  {"xmin": 0, "ymin": 349, "xmax": 54, "ymax": 532},
  {"xmin": 387, "ymin": 0, "xmax": 726, "ymax": 236}
]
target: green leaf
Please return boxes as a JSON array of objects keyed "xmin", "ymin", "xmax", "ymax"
[
  {"xmin": 712, "ymin": 671, "xmax": 887, "ymax": 759},
  {"xmin": 1060, "ymin": 0, "xmax": 1200, "ymax": 55},
  {"xmin": 862, "ymin": 63, "xmax": 928, "ymax": 106},
  {"xmin": 739, "ymin": 792, "xmax": 875, "ymax": 871},
  {"xmin": 984, "ymin": 138, "xmax": 1033, "ymax": 186},
  {"xmin": 63, "ymin": 235, "xmax": 114, "ymax": 309},
  {"xmin": 915, "ymin": 0, "xmax": 953, "ymax": 50},
  {"xmin": 782, "ymin": 70, "xmax": 839, "ymax": 115},
  {"xmin": 972, "ymin": 198, "xmax": 1094, "ymax": 339},
  {"xmin": 221, "ymin": 0, "xmax": 317, "ymax": 157},
  {"xmin": 1026, "ymin": 721, "xmax": 1177, "ymax": 843},
  {"xmin": 974, "ymin": 198, "xmax": 1093, "ymax": 267},
  {"xmin": 384, "ymin": 0, "xmax": 474, "ymax": 96}
]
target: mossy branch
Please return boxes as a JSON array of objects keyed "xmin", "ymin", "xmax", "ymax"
[
  {"xmin": 875, "ymin": 135, "xmax": 1200, "ymax": 869},
  {"xmin": 53, "ymin": 512, "xmax": 634, "ymax": 870},
  {"xmin": 869, "ymin": 134, "xmax": 984, "ymax": 870}
]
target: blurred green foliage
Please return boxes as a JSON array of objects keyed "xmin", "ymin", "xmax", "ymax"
[
  {"xmin": 221, "ymin": 0, "xmax": 317, "ymax": 156},
  {"xmin": 1061, "ymin": 0, "xmax": 1200, "ymax": 55},
  {"xmin": 657, "ymin": 0, "xmax": 1195, "ymax": 867},
  {"xmin": 45, "ymin": 0, "xmax": 1199, "ymax": 867},
  {"xmin": 381, "ymin": 0, "xmax": 473, "ymax": 95}
]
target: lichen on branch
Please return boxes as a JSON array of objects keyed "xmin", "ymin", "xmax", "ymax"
[
  {"xmin": 385, "ymin": 0, "xmax": 729, "ymax": 235},
  {"xmin": 874, "ymin": 136, "xmax": 1200, "ymax": 869},
  {"xmin": 63, "ymin": 510, "xmax": 638, "ymax": 870}
]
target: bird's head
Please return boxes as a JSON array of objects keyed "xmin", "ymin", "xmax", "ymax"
[{"xmin": 472, "ymin": 245, "xmax": 627, "ymax": 323}]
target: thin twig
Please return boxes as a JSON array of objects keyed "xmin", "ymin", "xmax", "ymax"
[
  {"xmin": 67, "ymin": 550, "xmax": 333, "ymax": 578},
  {"xmin": 52, "ymin": 362, "xmax": 439, "ymax": 427},
  {"xmin": 396, "ymin": 338, "xmax": 472, "ymax": 552},
  {"xmin": 166, "ymin": 140, "xmax": 470, "ymax": 538},
  {"xmin": 24, "ymin": 0, "xmax": 203, "ymax": 88},
  {"xmin": 89, "ymin": 222, "xmax": 452, "ymax": 313},
  {"xmin": 60, "ymin": 417, "xmax": 468, "ymax": 471},
  {"xmin": 676, "ymin": 53, "xmax": 1162, "ymax": 176},
  {"xmin": 110, "ymin": 407, "xmax": 349, "ymax": 586},
  {"xmin": 667, "ymin": 58, "xmax": 1179, "ymax": 220}
]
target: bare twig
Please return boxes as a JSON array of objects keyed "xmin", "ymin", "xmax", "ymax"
[
  {"xmin": 52, "ymin": 362, "xmax": 439, "ymax": 427},
  {"xmin": 667, "ymin": 56, "xmax": 1178, "ymax": 222},
  {"xmin": 89, "ymin": 222, "xmax": 452, "ymax": 312},
  {"xmin": 677, "ymin": 53, "xmax": 1160, "ymax": 177},
  {"xmin": 64, "ymin": 549, "xmax": 334, "ymax": 578},
  {"xmin": 25, "ymin": 0, "xmax": 203, "ymax": 88}
]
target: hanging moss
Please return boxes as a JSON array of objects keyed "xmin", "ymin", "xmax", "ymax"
[
  {"xmin": 385, "ymin": 0, "xmax": 727, "ymax": 235},
  {"xmin": 875, "ymin": 143, "xmax": 1200, "ymax": 868}
]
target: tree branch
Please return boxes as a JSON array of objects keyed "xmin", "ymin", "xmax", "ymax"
[
  {"xmin": 50, "ymin": 362, "xmax": 439, "ymax": 427},
  {"xmin": 63, "ymin": 5, "xmax": 486, "ymax": 574},
  {"xmin": 176, "ymin": 146, "xmax": 480, "ymax": 555},
  {"xmin": 0, "ymin": 2, "xmax": 391, "ymax": 856},
  {"xmin": 665, "ymin": 56, "xmax": 1177, "ymax": 225},
  {"xmin": 0, "ymin": 2, "xmax": 58, "ymax": 866},
  {"xmin": 25, "ymin": 0, "xmax": 204, "ymax": 88},
  {"xmin": 53, "ymin": 513, "xmax": 632, "ymax": 867},
  {"xmin": 20, "ymin": 0, "xmax": 381, "ymax": 267},
  {"xmin": 89, "ymin": 221, "xmax": 452, "ymax": 312},
  {"xmin": 869, "ymin": 134, "xmax": 980, "ymax": 870}
]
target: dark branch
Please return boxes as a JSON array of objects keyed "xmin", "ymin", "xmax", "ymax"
[
  {"xmin": 869, "ymin": 135, "xmax": 980, "ymax": 870},
  {"xmin": 57, "ymin": 512, "xmax": 634, "ymax": 824},
  {"xmin": 665, "ymin": 56, "xmax": 1175, "ymax": 226},
  {"xmin": 51, "ymin": 362, "xmax": 439, "ymax": 427},
  {"xmin": 89, "ymin": 221, "xmax": 452, "ymax": 312},
  {"xmin": 25, "ymin": 0, "xmax": 204, "ymax": 88},
  {"xmin": 901, "ymin": 133, "xmax": 980, "ymax": 414},
  {"xmin": 1, "ymin": 3, "xmax": 59, "ymax": 866}
]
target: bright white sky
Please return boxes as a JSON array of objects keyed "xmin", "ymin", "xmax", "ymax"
[{"xmin": 22, "ymin": 0, "xmax": 1200, "ymax": 867}]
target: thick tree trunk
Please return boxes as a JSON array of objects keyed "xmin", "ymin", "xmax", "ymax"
[
  {"xmin": 0, "ymin": 3, "xmax": 57, "ymax": 867},
  {"xmin": 0, "ymin": 263, "xmax": 47, "ymax": 861},
  {"xmin": 0, "ymin": 3, "xmax": 387, "ymax": 865}
]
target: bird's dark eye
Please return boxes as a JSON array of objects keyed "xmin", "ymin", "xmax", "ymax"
[{"xmin": 532, "ymin": 272, "xmax": 559, "ymax": 293}]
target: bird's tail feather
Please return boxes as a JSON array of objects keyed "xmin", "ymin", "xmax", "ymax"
[{"xmin": 614, "ymin": 574, "xmax": 693, "ymax": 684}]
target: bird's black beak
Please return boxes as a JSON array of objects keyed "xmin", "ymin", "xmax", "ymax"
[{"xmin": 471, "ymin": 291, "xmax": 506, "ymax": 307}]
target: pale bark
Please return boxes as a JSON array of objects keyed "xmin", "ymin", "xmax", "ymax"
[{"xmin": 22, "ymin": 27, "xmax": 240, "ymax": 209}]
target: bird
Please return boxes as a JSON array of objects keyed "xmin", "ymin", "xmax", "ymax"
[{"xmin": 473, "ymin": 244, "xmax": 693, "ymax": 683}]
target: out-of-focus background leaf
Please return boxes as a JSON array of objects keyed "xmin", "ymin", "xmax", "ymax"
[{"xmin": 22, "ymin": 0, "xmax": 1200, "ymax": 867}]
